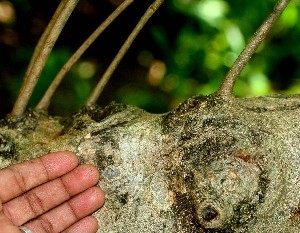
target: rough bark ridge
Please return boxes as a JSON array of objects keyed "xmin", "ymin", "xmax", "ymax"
[{"xmin": 1, "ymin": 94, "xmax": 300, "ymax": 232}]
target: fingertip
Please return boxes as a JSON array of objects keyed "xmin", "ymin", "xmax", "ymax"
[
  {"xmin": 70, "ymin": 186, "xmax": 105, "ymax": 218},
  {"xmin": 41, "ymin": 151, "xmax": 79, "ymax": 179},
  {"xmin": 60, "ymin": 164, "xmax": 101, "ymax": 195},
  {"xmin": 82, "ymin": 164, "xmax": 101, "ymax": 184},
  {"xmin": 90, "ymin": 186, "xmax": 106, "ymax": 212},
  {"xmin": 93, "ymin": 186, "xmax": 105, "ymax": 208},
  {"xmin": 84, "ymin": 216, "xmax": 99, "ymax": 233}
]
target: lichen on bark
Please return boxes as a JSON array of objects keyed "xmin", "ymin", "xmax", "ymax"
[{"xmin": 1, "ymin": 94, "xmax": 300, "ymax": 232}]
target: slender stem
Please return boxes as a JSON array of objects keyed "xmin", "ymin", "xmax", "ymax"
[
  {"xmin": 35, "ymin": 0, "xmax": 134, "ymax": 111},
  {"xmin": 24, "ymin": 1, "xmax": 67, "ymax": 82},
  {"xmin": 216, "ymin": 0, "xmax": 291, "ymax": 98},
  {"xmin": 85, "ymin": 0, "xmax": 164, "ymax": 107},
  {"xmin": 11, "ymin": 0, "xmax": 79, "ymax": 117}
]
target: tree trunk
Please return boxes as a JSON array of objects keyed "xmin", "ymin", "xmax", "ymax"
[{"xmin": 1, "ymin": 94, "xmax": 300, "ymax": 232}]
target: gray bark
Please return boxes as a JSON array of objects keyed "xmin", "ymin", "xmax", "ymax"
[{"xmin": 1, "ymin": 94, "xmax": 300, "ymax": 232}]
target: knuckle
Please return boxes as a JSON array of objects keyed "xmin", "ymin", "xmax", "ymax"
[
  {"xmin": 23, "ymin": 191, "xmax": 47, "ymax": 217},
  {"xmin": 38, "ymin": 216, "xmax": 55, "ymax": 233},
  {"xmin": 10, "ymin": 166, "xmax": 27, "ymax": 192}
]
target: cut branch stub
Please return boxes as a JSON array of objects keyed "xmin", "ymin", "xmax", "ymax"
[{"xmin": 216, "ymin": 0, "xmax": 291, "ymax": 98}]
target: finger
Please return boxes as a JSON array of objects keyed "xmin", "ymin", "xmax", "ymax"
[
  {"xmin": 0, "ymin": 151, "xmax": 78, "ymax": 203},
  {"xmin": 24, "ymin": 187, "xmax": 105, "ymax": 233},
  {"xmin": 3, "ymin": 164, "xmax": 100, "ymax": 226},
  {"xmin": 0, "ymin": 202, "xmax": 20, "ymax": 233},
  {"xmin": 62, "ymin": 216, "xmax": 99, "ymax": 233}
]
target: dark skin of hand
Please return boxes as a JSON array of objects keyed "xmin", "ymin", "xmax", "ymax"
[{"xmin": 0, "ymin": 151, "xmax": 105, "ymax": 233}]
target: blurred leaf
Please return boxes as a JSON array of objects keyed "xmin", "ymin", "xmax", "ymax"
[{"xmin": 115, "ymin": 85, "xmax": 169, "ymax": 113}]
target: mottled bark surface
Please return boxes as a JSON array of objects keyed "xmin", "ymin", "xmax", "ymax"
[{"xmin": 1, "ymin": 94, "xmax": 300, "ymax": 232}]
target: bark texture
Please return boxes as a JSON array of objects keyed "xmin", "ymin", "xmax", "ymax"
[{"xmin": 1, "ymin": 94, "xmax": 300, "ymax": 232}]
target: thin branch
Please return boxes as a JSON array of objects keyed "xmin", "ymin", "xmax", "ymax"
[
  {"xmin": 85, "ymin": 0, "xmax": 165, "ymax": 107},
  {"xmin": 11, "ymin": 0, "xmax": 79, "ymax": 117},
  {"xmin": 35, "ymin": 0, "xmax": 134, "ymax": 111},
  {"xmin": 24, "ymin": 0, "xmax": 67, "ymax": 82},
  {"xmin": 216, "ymin": 0, "xmax": 291, "ymax": 98}
]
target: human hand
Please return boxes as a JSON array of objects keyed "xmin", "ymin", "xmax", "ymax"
[{"xmin": 0, "ymin": 151, "xmax": 105, "ymax": 233}]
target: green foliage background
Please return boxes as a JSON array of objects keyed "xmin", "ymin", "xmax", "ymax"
[{"xmin": 0, "ymin": 0, "xmax": 299, "ymax": 117}]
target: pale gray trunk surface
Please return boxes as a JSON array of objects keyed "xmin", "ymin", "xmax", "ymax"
[{"xmin": 1, "ymin": 94, "xmax": 300, "ymax": 232}]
